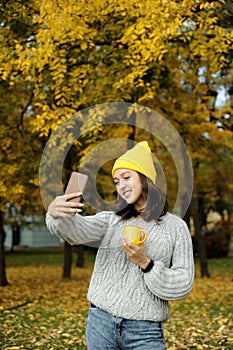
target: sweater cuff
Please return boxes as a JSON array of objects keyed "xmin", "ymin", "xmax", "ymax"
[{"xmin": 141, "ymin": 259, "xmax": 154, "ymax": 273}]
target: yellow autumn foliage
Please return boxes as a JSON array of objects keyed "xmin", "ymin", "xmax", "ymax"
[{"xmin": 0, "ymin": 0, "xmax": 232, "ymax": 220}]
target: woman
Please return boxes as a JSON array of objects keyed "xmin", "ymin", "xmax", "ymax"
[{"xmin": 46, "ymin": 141, "xmax": 194, "ymax": 350}]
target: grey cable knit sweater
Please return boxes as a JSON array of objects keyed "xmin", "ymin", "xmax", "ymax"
[{"xmin": 46, "ymin": 211, "xmax": 194, "ymax": 322}]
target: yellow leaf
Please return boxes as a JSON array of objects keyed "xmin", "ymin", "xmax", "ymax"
[{"xmin": 81, "ymin": 42, "xmax": 88, "ymax": 50}]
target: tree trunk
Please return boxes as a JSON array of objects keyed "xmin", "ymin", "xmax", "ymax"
[
  {"xmin": 63, "ymin": 241, "xmax": 73, "ymax": 278},
  {"xmin": 0, "ymin": 210, "xmax": 9, "ymax": 286},
  {"xmin": 183, "ymin": 203, "xmax": 191, "ymax": 229},
  {"xmin": 190, "ymin": 196, "xmax": 210, "ymax": 277},
  {"xmin": 62, "ymin": 146, "xmax": 76, "ymax": 278},
  {"xmin": 74, "ymin": 245, "xmax": 85, "ymax": 267},
  {"xmin": 128, "ymin": 110, "xmax": 136, "ymax": 141}
]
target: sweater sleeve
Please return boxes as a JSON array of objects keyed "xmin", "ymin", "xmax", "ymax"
[
  {"xmin": 45, "ymin": 211, "xmax": 109, "ymax": 246},
  {"xmin": 144, "ymin": 221, "xmax": 194, "ymax": 301}
]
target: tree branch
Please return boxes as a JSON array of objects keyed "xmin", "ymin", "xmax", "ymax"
[
  {"xmin": 17, "ymin": 91, "xmax": 34, "ymax": 139},
  {"xmin": 222, "ymin": 0, "xmax": 233, "ymax": 14}
]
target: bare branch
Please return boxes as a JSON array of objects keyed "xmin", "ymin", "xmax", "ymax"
[
  {"xmin": 222, "ymin": 0, "xmax": 233, "ymax": 14},
  {"xmin": 17, "ymin": 91, "xmax": 34, "ymax": 139}
]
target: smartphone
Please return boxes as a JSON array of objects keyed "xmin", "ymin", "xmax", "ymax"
[{"xmin": 65, "ymin": 171, "xmax": 88, "ymax": 203}]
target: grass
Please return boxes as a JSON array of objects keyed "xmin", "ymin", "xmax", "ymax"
[
  {"xmin": 5, "ymin": 247, "xmax": 64, "ymax": 266},
  {"xmin": 0, "ymin": 248, "xmax": 232, "ymax": 349},
  {"xmin": 5, "ymin": 246, "xmax": 97, "ymax": 266}
]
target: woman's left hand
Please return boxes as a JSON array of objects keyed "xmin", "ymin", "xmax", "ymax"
[{"xmin": 120, "ymin": 235, "xmax": 150, "ymax": 269}]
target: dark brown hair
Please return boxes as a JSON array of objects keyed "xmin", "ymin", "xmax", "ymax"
[{"xmin": 113, "ymin": 172, "xmax": 168, "ymax": 222}]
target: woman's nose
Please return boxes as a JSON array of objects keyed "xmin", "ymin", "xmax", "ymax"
[{"xmin": 118, "ymin": 179, "xmax": 126, "ymax": 190}]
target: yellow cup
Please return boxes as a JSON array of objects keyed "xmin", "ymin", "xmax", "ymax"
[{"xmin": 123, "ymin": 226, "xmax": 147, "ymax": 246}]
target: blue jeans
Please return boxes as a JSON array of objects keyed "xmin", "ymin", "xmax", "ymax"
[{"xmin": 86, "ymin": 304, "xmax": 166, "ymax": 350}]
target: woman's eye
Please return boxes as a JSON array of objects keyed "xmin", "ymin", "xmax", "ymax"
[{"xmin": 124, "ymin": 176, "xmax": 130, "ymax": 180}]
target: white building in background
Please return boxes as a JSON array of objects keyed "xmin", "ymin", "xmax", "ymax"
[{"xmin": 4, "ymin": 215, "xmax": 60, "ymax": 249}]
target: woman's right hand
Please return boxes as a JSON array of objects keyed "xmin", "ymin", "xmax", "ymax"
[{"xmin": 47, "ymin": 192, "xmax": 83, "ymax": 219}]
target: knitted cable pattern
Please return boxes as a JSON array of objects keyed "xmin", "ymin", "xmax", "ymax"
[{"xmin": 46, "ymin": 211, "xmax": 194, "ymax": 322}]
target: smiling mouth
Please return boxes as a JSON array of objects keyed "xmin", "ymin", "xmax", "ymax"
[{"xmin": 123, "ymin": 190, "xmax": 131, "ymax": 198}]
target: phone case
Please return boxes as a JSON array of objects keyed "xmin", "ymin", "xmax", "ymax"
[{"xmin": 65, "ymin": 172, "xmax": 88, "ymax": 202}]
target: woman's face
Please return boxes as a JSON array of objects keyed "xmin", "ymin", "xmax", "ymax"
[{"xmin": 113, "ymin": 169, "xmax": 146, "ymax": 209}]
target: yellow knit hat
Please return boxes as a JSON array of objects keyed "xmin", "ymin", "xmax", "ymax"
[{"xmin": 112, "ymin": 141, "xmax": 156, "ymax": 184}]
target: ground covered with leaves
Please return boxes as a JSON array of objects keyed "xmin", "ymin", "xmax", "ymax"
[{"xmin": 0, "ymin": 250, "xmax": 232, "ymax": 349}]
